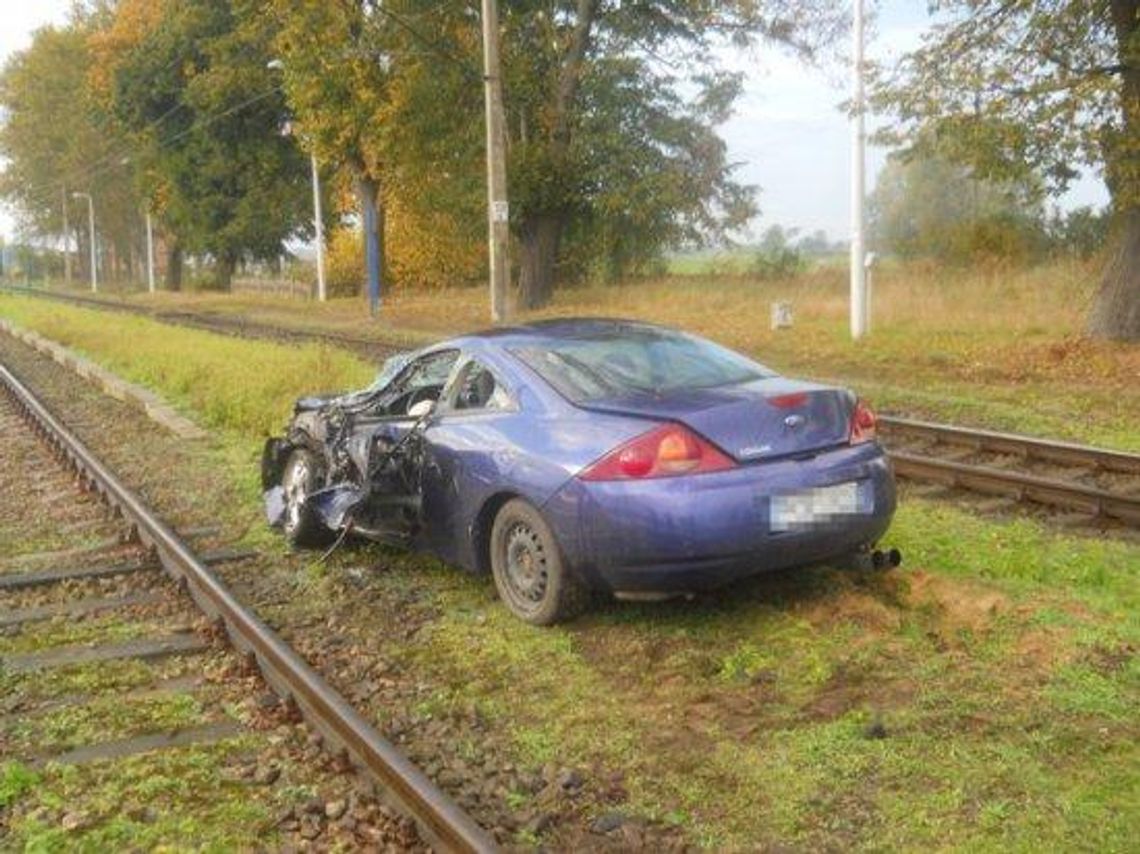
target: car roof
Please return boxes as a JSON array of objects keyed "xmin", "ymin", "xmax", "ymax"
[{"xmin": 446, "ymin": 317, "xmax": 679, "ymax": 351}]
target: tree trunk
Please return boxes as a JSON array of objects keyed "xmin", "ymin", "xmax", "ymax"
[
  {"xmin": 517, "ymin": 213, "xmax": 564, "ymax": 309},
  {"xmin": 357, "ymin": 175, "xmax": 385, "ymax": 308},
  {"xmin": 76, "ymin": 228, "xmax": 88, "ymax": 284},
  {"xmin": 1089, "ymin": 208, "xmax": 1140, "ymax": 340},
  {"xmin": 1095, "ymin": 0, "xmax": 1140, "ymax": 340},
  {"xmin": 166, "ymin": 243, "xmax": 183, "ymax": 292},
  {"xmin": 215, "ymin": 253, "xmax": 237, "ymax": 291},
  {"xmin": 512, "ymin": 0, "xmax": 599, "ymax": 310}
]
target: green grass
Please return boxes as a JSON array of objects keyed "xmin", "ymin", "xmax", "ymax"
[
  {"xmin": 0, "ymin": 293, "xmax": 373, "ymax": 439},
  {"xmin": 6, "ymin": 693, "xmax": 209, "ymax": 753},
  {"xmin": 1, "ymin": 762, "xmax": 40, "ymax": 809},
  {"xmin": 1, "ymin": 289, "xmax": 1137, "ymax": 849},
  {"xmin": 6, "ymin": 738, "xmax": 280, "ymax": 850},
  {"xmin": 22, "ymin": 255, "xmax": 1136, "ymax": 450},
  {"xmin": 0, "ymin": 612, "xmax": 180, "ymax": 656}
]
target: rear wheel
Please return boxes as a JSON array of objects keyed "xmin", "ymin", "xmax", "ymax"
[
  {"xmin": 282, "ymin": 448, "xmax": 332, "ymax": 547},
  {"xmin": 490, "ymin": 499, "xmax": 589, "ymax": 625}
]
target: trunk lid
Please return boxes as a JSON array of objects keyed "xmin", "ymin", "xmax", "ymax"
[{"xmin": 577, "ymin": 378, "xmax": 854, "ymax": 463}]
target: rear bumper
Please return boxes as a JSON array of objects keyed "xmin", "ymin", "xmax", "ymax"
[{"xmin": 543, "ymin": 443, "xmax": 896, "ymax": 592}]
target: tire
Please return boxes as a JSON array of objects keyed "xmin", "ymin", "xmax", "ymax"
[
  {"xmin": 281, "ymin": 448, "xmax": 332, "ymax": 548},
  {"xmin": 489, "ymin": 499, "xmax": 590, "ymax": 625}
]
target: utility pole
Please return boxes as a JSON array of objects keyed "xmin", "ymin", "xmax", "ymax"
[
  {"xmin": 146, "ymin": 212, "xmax": 156, "ymax": 294},
  {"xmin": 61, "ymin": 188, "xmax": 71, "ymax": 287},
  {"xmin": 850, "ymin": 0, "xmax": 868, "ymax": 339},
  {"xmin": 72, "ymin": 192, "xmax": 97, "ymax": 293},
  {"xmin": 481, "ymin": 0, "xmax": 510, "ymax": 323},
  {"xmin": 311, "ymin": 152, "xmax": 326, "ymax": 301}
]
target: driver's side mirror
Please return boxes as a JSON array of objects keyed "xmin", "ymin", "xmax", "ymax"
[{"xmin": 407, "ymin": 399, "xmax": 435, "ymax": 419}]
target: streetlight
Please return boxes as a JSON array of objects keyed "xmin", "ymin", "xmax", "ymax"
[
  {"xmin": 71, "ymin": 191, "xmax": 96, "ymax": 293},
  {"xmin": 850, "ymin": 0, "xmax": 869, "ymax": 339},
  {"xmin": 267, "ymin": 59, "xmax": 326, "ymax": 302}
]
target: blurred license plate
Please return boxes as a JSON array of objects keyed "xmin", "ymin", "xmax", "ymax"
[{"xmin": 770, "ymin": 482, "xmax": 860, "ymax": 532}]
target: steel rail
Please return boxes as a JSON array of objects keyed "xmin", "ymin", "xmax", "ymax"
[
  {"xmin": 890, "ymin": 451, "xmax": 1140, "ymax": 526},
  {"xmin": 880, "ymin": 416, "xmax": 1140, "ymax": 476},
  {"xmin": 0, "ymin": 284, "xmax": 400, "ymax": 357},
  {"xmin": 0, "ymin": 362, "xmax": 494, "ymax": 854}
]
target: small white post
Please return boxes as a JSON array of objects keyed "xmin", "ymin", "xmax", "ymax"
[{"xmin": 146, "ymin": 212, "xmax": 156, "ymax": 294}]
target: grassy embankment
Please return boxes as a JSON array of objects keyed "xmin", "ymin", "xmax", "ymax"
[
  {"xmin": 0, "ymin": 289, "xmax": 1136, "ymax": 849},
  {"xmin": 51, "ymin": 255, "xmax": 1140, "ymax": 451}
]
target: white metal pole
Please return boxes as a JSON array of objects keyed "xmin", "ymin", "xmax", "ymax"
[
  {"xmin": 311, "ymin": 152, "xmax": 326, "ymax": 302},
  {"xmin": 146, "ymin": 212, "xmax": 156, "ymax": 294},
  {"xmin": 850, "ymin": 0, "xmax": 867, "ymax": 339},
  {"xmin": 87, "ymin": 196, "xmax": 97, "ymax": 293},
  {"xmin": 62, "ymin": 187, "xmax": 71, "ymax": 287}
]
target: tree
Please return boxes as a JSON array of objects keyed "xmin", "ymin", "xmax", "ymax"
[
  {"xmin": 1047, "ymin": 205, "xmax": 1112, "ymax": 260},
  {"xmin": 273, "ymin": 0, "xmax": 842, "ymax": 308},
  {"xmin": 497, "ymin": 0, "xmax": 842, "ymax": 307},
  {"xmin": 0, "ymin": 19, "xmax": 144, "ymax": 284},
  {"xmin": 101, "ymin": 0, "xmax": 312, "ymax": 288},
  {"xmin": 873, "ymin": 1, "xmax": 1140, "ymax": 341},
  {"xmin": 270, "ymin": 0, "xmax": 398, "ymax": 300},
  {"xmin": 751, "ymin": 224, "xmax": 805, "ymax": 278},
  {"xmin": 870, "ymin": 150, "xmax": 1046, "ymax": 263},
  {"xmin": 796, "ymin": 229, "xmax": 840, "ymax": 256}
]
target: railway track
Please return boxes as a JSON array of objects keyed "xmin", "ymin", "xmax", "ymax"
[
  {"xmin": 3, "ymin": 283, "xmax": 1139, "ymax": 530},
  {"xmin": 880, "ymin": 418, "xmax": 1140, "ymax": 527},
  {"xmin": 0, "ymin": 360, "xmax": 492, "ymax": 851}
]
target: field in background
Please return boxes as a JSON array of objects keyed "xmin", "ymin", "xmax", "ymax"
[{"xmin": 30, "ymin": 257, "xmax": 1140, "ymax": 450}]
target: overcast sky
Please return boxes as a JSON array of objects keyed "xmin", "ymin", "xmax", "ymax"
[{"xmin": 0, "ymin": 0, "xmax": 1110, "ymax": 244}]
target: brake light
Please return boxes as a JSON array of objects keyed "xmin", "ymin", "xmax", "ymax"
[
  {"xmin": 850, "ymin": 399, "xmax": 877, "ymax": 444},
  {"xmin": 767, "ymin": 391, "xmax": 808, "ymax": 409},
  {"xmin": 580, "ymin": 424, "xmax": 736, "ymax": 481}
]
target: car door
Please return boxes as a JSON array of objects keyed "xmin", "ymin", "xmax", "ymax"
[{"xmin": 419, "ymin": 354, "xmax": 518, "ymax": 569}]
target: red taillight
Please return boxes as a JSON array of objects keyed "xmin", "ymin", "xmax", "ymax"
[
  {"xmin": 767, "ymin": 392, "xmax": 808, "ymax": 409},
  {"xmin": 580, "ymin": 424, "xmax": 736, "ymax": 481},
  {"xmin": 850, "ymin": 399, "xmax": 877, "ymax": 444}
]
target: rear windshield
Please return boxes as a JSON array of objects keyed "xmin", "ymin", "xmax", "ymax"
[{"xmin": 512, "ymin": 328, "xmax": 772, "ymax": 402}]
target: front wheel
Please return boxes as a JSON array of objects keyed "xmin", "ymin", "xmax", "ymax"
[
  {"xmin": 489, "ymin": 499, "xmax": 589, "ymax": 625},
  {"xmin": 281, "ymin": 448, "xmax": 332, "ymax": 548}
]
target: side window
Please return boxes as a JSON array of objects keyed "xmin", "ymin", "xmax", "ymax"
[{"xmin": 450, "ymin": 359, "xmax": 511, "ymax": 412}]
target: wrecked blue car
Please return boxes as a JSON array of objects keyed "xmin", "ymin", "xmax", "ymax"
[{"xmin": 262, "ymin": 319, "xmax": 897, "ymax": 624}]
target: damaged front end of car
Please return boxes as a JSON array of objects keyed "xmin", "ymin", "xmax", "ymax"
[{"xmin": 261, "ymin": 394, "xmax": 431, "ymax": 548}]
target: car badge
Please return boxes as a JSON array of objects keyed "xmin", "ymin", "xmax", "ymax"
[{"xmin": 784, "ymin": 414, "xmax": 806, "ymax": 429}]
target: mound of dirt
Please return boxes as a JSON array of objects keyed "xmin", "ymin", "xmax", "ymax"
[{"xmin": 904, "ymin": 569, "xmax": 1008, "ymax": 637}]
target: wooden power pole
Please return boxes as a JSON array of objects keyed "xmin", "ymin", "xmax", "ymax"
[{"xmin": 481, "ymin": 0, "xmax": 509, "ymax": 323}]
